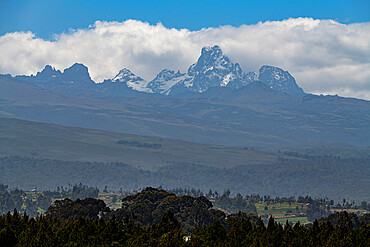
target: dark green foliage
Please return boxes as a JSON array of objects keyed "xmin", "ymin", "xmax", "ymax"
[
  {"xmin": 318, "ymin": 211, "xmax": 361, "ymax": 229},
  {"xmin": 0, "ymin": 202, "xmax": 369, "ymax": 246},
  {"xmin": 112, "ymin": 187, "xmax": 226, "ymax": 233},
  {"xmin": 70, "ymin": 183, "xmax": 99, "ymax": 200},
  {"xmin": 36, "ymin": 194, "xmax": 51, "ymax": 211},
  {"xmin": 214, "ymin": 192, "xmax": 257, "ymax": 214},
  {"xmin": 306, "ymin": 202, "xmax": 331, "ymax": 222},
  {"xmin": 227, "ymin": 211, "xmax": 264, "ymax": 228},
  {"xmin": 46, "ymin": 198, "xmax": 110, "ymax": 220},
  {"xmin": 188, "ymin": 212, "xmax": 370, "ymax": 247},
  {"xmin": 0, "ymin": 188, "xmax": 23, "ymax": 215},
  {"xmin": 0, "ymin": 209, "xmax": 186, "ymax": 247},
  {"xmin": 0, "ymin": 183, "xmax": 100, "ymax": 216}
]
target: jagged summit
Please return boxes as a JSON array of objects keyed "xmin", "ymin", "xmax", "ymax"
[
  {"xmin": 36, "ymin": 65, "xmax": 62, "ymax": 80},
  {"xmin": 15, "ymin": 46, "xmax": 305, "ymax": 97},
  {"xmin": 31, "ymin": 63, "xmax": 93, "ymax": 85},
  {"xmin": 188, "ymin": 45, "xmax": 232, "ymax": 76},
  {"xmin": 111, "ymin": 68, "xmax": 151, "ymax": 93},
  {"xmin": 258, "ymin": 65, "xmax": 304, "ymax": 96},
  {"xmin": 62, "ymin": 63, "xmax": 92, "ymax": 84},
  {"xmin": 162, "ymin": 45, "xmax": 305, "ymax": 96},
  {"xmin": 112, "ymin": 68, "xmax": 135, "ymax": 82},
  {"xmin": 147, "ymin": 69, "xmax": 185, "ymax": 94},
  {"xmin": 168, "ymin": 45, "xmax": 247, "ymax": 94}
]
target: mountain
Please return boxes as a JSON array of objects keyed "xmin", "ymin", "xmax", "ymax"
[
  {"xmin": 15, "ymin": 63, "xmax": 95, "ymax": 96},
  {"xmin": 109, "ymin": 68, "xmax": 152, "ymax": 93},
  {"xmin": 1, "ymin": 45, "xmax": 369, "ymax": 150},
  {"xmin": 11, "ymin": 46, "xmax": 305, "ymax": 97},
  {"xmin": 147, "ymin": 69, "xmax": 186, "ymax": 95},
  {"xmin": 258, "ymin": 65, "xmax": 305, "ymax": 96},
  {"xmin": 168, "ymin": 45, "xmax": 247, "ymax": 94},
  {"xmin": 61, "ymin": 63, "xmax": 94, "ymax": 85},
  {"xmin": 108, "ymin": 45, "xmax": 304, "ymax": 96},
  {"xmin": 34, "ymin": 65, "xmax": 62, "ymax": 81},
  {"xmin": 0, "ymin": 117, "xmax": 285, "ymax": 170},
  {"xmin": 148, "ymin": 45, "xmax": 304, "ymax": 96},
  {"xmin": 22, "ymin": 63, "xmax": 94, "ymax": 86},
  {"xmin": 1, "ymin": 71, "xmax": 369, "ymax": 150}
]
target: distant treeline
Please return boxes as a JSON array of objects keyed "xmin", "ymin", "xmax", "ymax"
[
  {"xmin": 1, "ymin": 182, "xmax": 370, "ymax": 219},
  {"xmin": 0, "ymin": 188, "xmax": 369, "ymax": 246},
  {"xmin": 1, "ymin": 155, "xmax": 369, "ymax": 202},
  {"xmin": 167, "ymin": 187, "xmax": 370, "ymax": 223},
  {"xmin": 0, "ymin": 184, "xmax": 99, "ymax": 216}
]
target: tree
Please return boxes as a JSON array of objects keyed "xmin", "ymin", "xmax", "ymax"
[{"xmin": 47, "ymin": 198, "xmax": 110, "ymax": 220}]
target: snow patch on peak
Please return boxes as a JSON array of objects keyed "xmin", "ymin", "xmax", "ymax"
[
  {"xmin": 98, "ymin": 46, "xmax": 304, "ymax": 96},
  {"xmin": 201, "ymin": 45, "xmax": 221, "ymax": 54},
  {"xmin": 112, "ymin": 68, "xmax": 152, "ymax": 93},
  {"xmin": 112, "ymin": 68, "xmax": 135, "ymax": 81},
  {"xmin": 147, "ymin": 69, "xmax": 186, "ymax": 94},
  {"xmin": 221, "ymin": 73, "xmax": 234, "ymax": 87},
  {"xmin": 258, "ymin": 65, "xmax": 304, "ymax": 96}
]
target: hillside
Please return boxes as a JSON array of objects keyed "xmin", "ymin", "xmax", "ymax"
[
  {"xmin": 0, "ymin": 118, "xmax": 369, "ymax": 201},
  {"xmin": 1, "ymin": 46, "xmax": 369, "ymax": 151},
  {"xmin": 0, "ymin": 117, "xmax": 282, "ymax": 170},
  {"xmin": 1, "ymin": 75, "xmax": 369, "ymax": 151}
]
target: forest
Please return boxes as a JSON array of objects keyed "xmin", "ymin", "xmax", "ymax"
[
  {"xmin": 0, "ymin": 187, "xmax": 369, "ymax": 246},
  {"xmin": 1, "ymin": 184, "xmax": 369, "ymax": 225},
  {"xmin": 1, "ymin": 155, "xmax": 369, "ymax": 202}
]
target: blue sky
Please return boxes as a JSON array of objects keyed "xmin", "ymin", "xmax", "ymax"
[{"xmin": 1, "ymin": 0, "xmax": 369, "ymax": 39}]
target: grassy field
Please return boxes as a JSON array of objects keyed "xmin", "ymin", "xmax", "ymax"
[
  {"xmin": 256, "ymin": 202, "xmax": 305, "ymax": 214},
  {"xmin": 256, "ymin": 202, "xmax": 308, "ymax": 224},
  {"xmin": 0, "ymin": 117, "xmax": 293, "ymax": 170}
]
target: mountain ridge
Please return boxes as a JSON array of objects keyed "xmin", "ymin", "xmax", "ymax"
[
  {"xmin": 11, "ymin": 45, "xmax": 306, "ymax": 97},
  {"xmin": 1, "ymin": 46, "xmax": 369, "ymax": 151}
]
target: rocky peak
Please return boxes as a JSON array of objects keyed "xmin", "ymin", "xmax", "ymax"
[
  {"xmin": 112, "ymin": 68, "xmax": 137, "ymax": 82},
  {"xmin": 258, "ymin": 65, "xmax": 304, "ymax": 96},
  {"xmin": 147, "ymin": 69, "xmax": 186, "ymax": 94},
  {"xmin": 188, "ymin": 45, "xmax": 233, "ymax": 76},
  {"xmin": 111, "ymin": 68, "xmax": 151, "ymax": 93},
  {"xmin": 62, "ymin": 63, "xmax": 93, "ymax": 84},
  {"xmin": 153, "ymin": 69, "xmax": 177, "ymax": 81},
  {"xmin": 244, "ymin": 71, "xmax": 259, "ymax": 83},
  {"xmin": 34, "ymin": 63, "xmax": 93, "ymax": 85},
  {"xmin": 35, "ymin": 65, "xmax": 62, "ymax": 80},
  {"xmin": 170, "ymin": 45, "xmax": 248, "ymax": 93}
]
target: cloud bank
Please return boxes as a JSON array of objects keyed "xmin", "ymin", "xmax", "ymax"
[{"xmin": 0, "ymin": 18, "xmax": 369, "ymax": 99}]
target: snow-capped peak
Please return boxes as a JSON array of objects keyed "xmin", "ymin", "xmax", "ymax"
[
  {"xmin": 112, "ymin": 68, "xmax": 152, "ymax": 93},
  {"xmin": 112, "ymin": 68, "xmax": 136, "ymax": 82},
  {"xmin": 168, "ymin": 45, "xmax": 248, "ymax": 93},
  {"xmin": 147, "ymin": 69, "xmax": 185, "ymax": 94},
  {"xmin": 99, "ymin": 46, "xmax": 304, "ymax": 96},
  {"xmin": 188, "ymin": 45, "xmax": 234, "ymax": 76}
]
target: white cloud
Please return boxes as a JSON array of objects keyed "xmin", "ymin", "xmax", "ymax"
[{"xmin": 0, "ymin": 18, "xmax": 369, "ymax": 99}]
